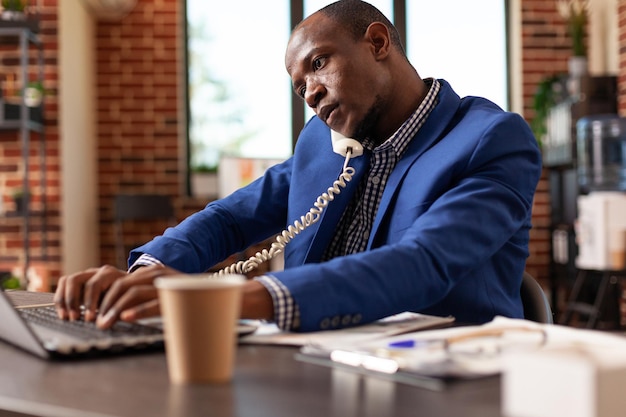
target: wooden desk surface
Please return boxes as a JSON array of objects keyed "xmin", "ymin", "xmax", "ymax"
[{"xmin": 0, "ymin": 292, "xmax": 502, "ymax": 417}]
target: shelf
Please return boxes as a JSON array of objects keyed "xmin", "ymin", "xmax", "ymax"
[
  {"xmin": 0, "ymin": 119, "xmax": 44, "ymax": 132},
  {"xmin": 0, "ymin": 19, "xmax": 40, "ymax": 33},
  {"xmin": 545, "ymin": 75, "xmax": 619, "ymax": 321},
  {"xmin": 4, "ymin": 211, "xmax": 46, "ymax": 218},
  {"xmin": 0, "ymin": 101, "xmax": 44, "ymax": 131},
  {"xmin": 0, "ymin": 23, "xmax": 47, "ymax": 278}
]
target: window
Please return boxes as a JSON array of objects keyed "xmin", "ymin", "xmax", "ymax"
[
  {"xmin": 185, "ymin": 1, "xmax": 509, "ymax": 194},
  {"xmin": 406, "ymin": 0, "xmax": 508, "ymax": 110},
  {"xmin": 186, "ymin": 0, "xmax": 292, "ymax": 173}
]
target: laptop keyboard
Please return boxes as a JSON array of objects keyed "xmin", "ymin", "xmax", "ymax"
[{"xmin": 18, "ymin": 306, "xmax": 163, "ymax": 341}]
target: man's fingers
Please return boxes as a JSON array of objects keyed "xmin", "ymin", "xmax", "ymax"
[
  {"xmin": 58, "ymin": 268, "xmax": 101, "ymax": 320},
  {"xmin": 82, "ymin": 265, "xmax": 126, "ymax": 322},
  {"xmin": 98, "ymin": 266, "xmax": 162, "ymax": 315},
  {"xmin": 97, "ymin": 285, "xmax": 160, "ymax": 329},
  {"xmin": 97, "ymin": 264, "xmax": 180, "ymax": 328},
  {"xmin": 54, "ymin": 266, "xmax": 127, "ymax": 321},
  {"xmin": 53, "ymin": 277, "xmax": 68, "ymax": 320},
  {"xmin": 120, "ymin": 298, "xmax": 161, "ymax": 322}
]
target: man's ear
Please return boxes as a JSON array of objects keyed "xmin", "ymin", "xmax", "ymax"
[{"xmin": 365, "ymin": 22, "xmax": 391, "ymax": 59}]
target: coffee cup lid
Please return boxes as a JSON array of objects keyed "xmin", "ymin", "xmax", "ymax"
[{"xmin": 154, "ymin": 274, "xmax": 246, "ymax": 290}]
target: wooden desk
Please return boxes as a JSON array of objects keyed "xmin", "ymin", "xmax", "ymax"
[{"xmin": 0, "ymin": 292, "xmax": 502, "ymax": 417}]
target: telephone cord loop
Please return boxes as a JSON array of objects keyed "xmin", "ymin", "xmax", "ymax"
[{"xmin": 213, "ymin": 153, "xmax": 356, "ymax": 277}]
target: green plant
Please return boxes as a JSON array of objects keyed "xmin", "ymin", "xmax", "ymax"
[
  {"xmin": 530, "ymin": 74, "xmax": 565, "ymax": 148},
  {"xmin": 0, "ymin": 272, "xmax": 20, "ymax": 289},
  {"xmin": 11, "ymin": 188, "xmax": 30, "ymax": 211},
  {"xmin": 2, "ymin": 275, "xmax": 21, "ymax": 289},
  {"xmin": 11, "ymin": 187, "xmax": 28, "ymax": 198},
  {"xmin": 18, "ymin": 81, "xmax": 49, "ymax": 96},
  {"xmin": 27, "ymin": 80, "xmax": 46, "ymax": 93},
  {"xmin": 191, "ymin": 164, "xmax": 218, "ymax": 174},
  {"xmin": 21, "ymin": 80, "xmax": 48, "ymax": 107},
  {"xmin": 557, "ymin": 0, "xmax": 589, "ymax": 57},
  {"xmin": 1, "ymin": 0, "xmax": 27, "ymax": 12}
]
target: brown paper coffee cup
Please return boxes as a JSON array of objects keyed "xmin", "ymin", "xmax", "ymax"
[{"xmin": 155, "ymin": 274, "xmax": 245, "ymax": 384}]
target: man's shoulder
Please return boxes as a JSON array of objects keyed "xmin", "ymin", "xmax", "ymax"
[
  {"xmin": 294, "ymin": 116, "xmax": 332, "ymax": 153},
  {"xmin": 453, "ymin": 95, "xmax": 528, "ymax": 133},
  {"xmin": 437, "ymin": 79, "xmax": 513, "ymax": 120}
]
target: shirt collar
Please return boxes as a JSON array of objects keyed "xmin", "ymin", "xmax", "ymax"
[{"xmin": 362, "ymin": 78, "xmax": 440, "ymax": 156}]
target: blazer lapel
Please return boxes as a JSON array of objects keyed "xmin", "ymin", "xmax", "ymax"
[
  {"xmin": 301, "ymin": 154, "xmax": 369, "ymax": 263},
  {"xmin": 368, "ymin": 80, "xmax": 462, "ymax": 246}
]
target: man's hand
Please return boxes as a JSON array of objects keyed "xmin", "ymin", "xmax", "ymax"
[
  {"xmin": 54, "ymin": 264, "xmax": 182, "ymax": 329},
  {"xmin": 54, "ymin": 264, "xmax": 277, "ymax": 330},
  {"xmin": 54, "ymin": 265, "xmax": 128, "ymax": 323}
]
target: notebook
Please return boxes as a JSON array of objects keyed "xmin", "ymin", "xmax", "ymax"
[{"xmin": 0, "ymin": 288, "xmax": 257, "ymax": 359}]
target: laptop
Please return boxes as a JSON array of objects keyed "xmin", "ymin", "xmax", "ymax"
[{"xmin": 0, "ymin": 288, "xmax": 257, "ymax": 359}]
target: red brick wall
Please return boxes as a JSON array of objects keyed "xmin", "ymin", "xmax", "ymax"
[
  {"xmin": 0, "ymin": 0, "xmax": 61, "ymax": 283},
  {"xmin": 520, "ymin": 0, "xmax": 573, "ymax": 283},
  {"xmin": 1, "ymin": 0, "xmax": 622, "ymax": 291},
  {"xmin": 95, "ymin": 0, "xmax": 191, "ymax": 268},
  {"xmin": 620, "ymin": 0, "xmax": 626, "ymax": 116}
]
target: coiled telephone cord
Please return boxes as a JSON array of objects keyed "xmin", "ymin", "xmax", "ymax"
[{"xmin": 213, "ymin": 151, "xmax": 356, "ymax": 276}]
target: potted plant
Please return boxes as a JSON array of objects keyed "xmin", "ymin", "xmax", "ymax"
[
  {"xmin": 1, "ymin": 0, "xmax": 27, "ymax": 20},
  {"xmin": 557, "ymin": 0, "xmax": 589, "ymax": 77},
  {"xmin": 11, "ymin": 188, "xmax": 29, "ymax": 213},
  {"xmin": 0, "ymin": 271, "xmax": 21, "ymax": 289},
  {"xmin": 190, "ymin": 164, "xmax": 218, "ymax": 198},
  {"xmin": 23, "ymin": 80, "xmax": 45, "ymax": 107},
  {"xmin": 531, "ymin": 74, "xmax": 566, "ymax": 149}
]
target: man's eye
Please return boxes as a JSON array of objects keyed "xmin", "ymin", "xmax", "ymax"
[
  {"xmin": 298, "ymin": 86, "xmax": 306, "ymax": 98},
  {"xmin": 313, "ymin": 57, "xmax": 326, "ymax": 71}
]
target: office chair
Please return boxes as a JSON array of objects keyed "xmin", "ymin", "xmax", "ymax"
[
  {"xmin": 520, "ymin": 271, "xmax": 554, "ymax": 324},
  {"xmin": 113, "ymin": 194, "xmax": 176, "ymax": 269}
]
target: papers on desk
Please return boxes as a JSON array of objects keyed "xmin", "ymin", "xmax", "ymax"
[
  {"xmin": 293, "ymin": 316, "xmax": 626, "ymax": 392},
  {"xmin": 239, "ymin": 312, "xmax": 455, "ymax": 392},
  {"xmin": 239, "ymin": 312, "xmax": 455, "ymax": 347}
]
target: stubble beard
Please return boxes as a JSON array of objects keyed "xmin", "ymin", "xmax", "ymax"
[{"xmin": 351, "ymin": 95, "xmax": 385, "ymax": 145}]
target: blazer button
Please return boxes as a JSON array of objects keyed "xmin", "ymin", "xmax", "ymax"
[
  {"xmin": 352, "ymin": 314, "xmax": 362, "ymax": 325},
  {"xmin": 320, "ymin": 318, "xmax": 330, "ymax": 329},
  {"xmin": 331, "ymin": 316, "xmax": 340, "ymax": 328}
]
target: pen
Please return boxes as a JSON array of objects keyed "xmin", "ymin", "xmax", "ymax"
[
  {"xmin": 387, "ymin": 339, "xmax": 440, "ymax": 349},
  {"xmin": 388, "ymin": 340, "xmax": 419, "ymax": 348}
]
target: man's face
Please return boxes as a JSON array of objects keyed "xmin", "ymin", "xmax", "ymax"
[{"xmin": 285, "ymin": 13, "xmax": 386, "ymax": 141}]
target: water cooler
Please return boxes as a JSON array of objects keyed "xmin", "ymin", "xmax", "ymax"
[
  {"xmin": 577, "ymin": 115, "xmax": 626, "ymax": 193},
  {"xmin": 561, "ymin": 114, "xmax": 626, "ymax": 328},
  {"xmin": 576, "ymin": 192, "xmax": 626, "ymax": 271},
  {"xmin": 575, "ymin": 115, "xmax": 626, "ymax": 270}
]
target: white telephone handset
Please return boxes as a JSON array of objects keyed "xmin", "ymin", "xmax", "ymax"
[
  {"xmin": 214, "ymin": 131, "xmax": 361, "ymax": 276},
  {"xmin": 331, "ymin": 130, "xmax": 364, "ymax": 158}
]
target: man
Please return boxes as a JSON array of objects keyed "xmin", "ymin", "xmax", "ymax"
[{"xmin": 54, "ymin": 0, "xmax": 542, "ymax": 332}]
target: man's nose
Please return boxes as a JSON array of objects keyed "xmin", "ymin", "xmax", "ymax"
[{"xmin": 304, "ymin": 80, "xmax": 324, "ymax": 109}]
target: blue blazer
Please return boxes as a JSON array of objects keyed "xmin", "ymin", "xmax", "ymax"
[{"xmin": 130, "ymin": 80, "xmax": 542, "ymax": 331}]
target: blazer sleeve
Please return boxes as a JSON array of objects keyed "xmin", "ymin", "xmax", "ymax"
[{"xmin": 128, "ymin": 159, "xmax": 293, "ymax": 273}]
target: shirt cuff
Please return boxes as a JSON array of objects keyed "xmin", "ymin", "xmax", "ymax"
[
  {"xmin": 128, "ymin": 253, "xmax": 163, "ymax": 273},
  {"xmin": 254, "ymin": 275, "xmax": 300, "ymax": 331}
]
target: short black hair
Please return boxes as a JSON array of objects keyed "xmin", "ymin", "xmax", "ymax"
[{"xmin": 318, "ymin": 0, "xmax": 405, "ymax": 55}]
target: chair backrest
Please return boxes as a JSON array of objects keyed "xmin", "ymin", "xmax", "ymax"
[
  {"xmin": 114, "ymin": 194, "xmax": 175, "ymax": 222},
  {"xmin": 520, "ymin": 271, "xmax": 553, "ymax": 324},
  {"xmin": 113, "ymin": 194, "xmax": 176, "ymax": 268}
]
